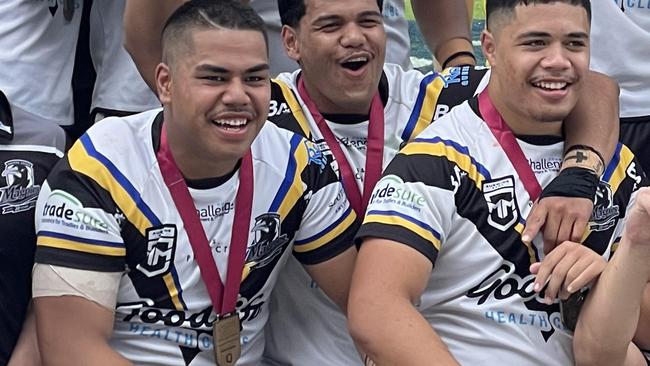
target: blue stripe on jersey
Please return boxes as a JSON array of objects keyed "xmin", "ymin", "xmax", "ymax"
[
  {"xmin": 269, "ymin": 134, "xmax": 302, "ymax": 212},
  {"xmin": 364, "ymin": 210, "xmax": 440, "ymax": 250},
  {"xmin": 78, "ymin": 135, "xmax": 188, "ymax": 310},
  {"xmin": 79, "ymin": 134, "xmax": 161, "ymax": 227},
  {"xmin": 412, "ymin": 136, "xmax": 492, "ymax": 180},
  {"xmin": 294, "ymin": 205, "xmax": 354, "ymax": 245},
  {"xmin": 603, "ymin": 143, "xmax": 623, "ymax": 182},
  {"xmin": 401, "ymin": 73, "xmax": 438, "ymax": 142},
  {"xmin": 39, "ymin": 230, "xmax": 124, "ymax": 247}
]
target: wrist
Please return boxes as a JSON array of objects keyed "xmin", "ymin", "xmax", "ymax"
[
  {"xmin": 561, "ymin": 145, "xmax": 605, "ymax": 177},
  {"xmin": 435, "ymin": 37, "xmax": 475, "ymax": 68}
]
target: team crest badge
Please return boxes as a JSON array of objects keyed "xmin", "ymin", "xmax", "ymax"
[
  {"xmin": 246, "ymin": 213, "xmax": 287, "ymax": 268},
  {"xmin": 483, "ymin": 176, "xmax": 519, "ymax": 231},
  {"xmin": 0, "ymin": 159, "xmax": 41, "ymax": 214},
  {"xmin": 589, "ymin": 181, "xmax": 619, "ymax": 232},
  {"xmin": 136, "ymin": 225, "xmax": 177, "ymax": 277}
]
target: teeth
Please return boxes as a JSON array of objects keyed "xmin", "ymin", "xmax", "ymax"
[
  {"xmin": 534, "ymin": 81, "xmax": 567, "ymax": 90},
  {"xmin": 345, "ymin": 56, "xmax": 368, "ymax": 63},
  {"xmin": 213, "ymin": 118, "xmax": 247, "ymax": 127}
]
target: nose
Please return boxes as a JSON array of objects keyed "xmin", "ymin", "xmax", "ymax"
[
  {"xmin": 340, "ymin": 23, "xmax": 365, "ymax": 48},
  {"xmin": 222, "ymin": 78, "xmax": 250, "ymax": 106},
  {"xmin": 540, "ymin": 43, "xmax": 571, "ymax": 71}
]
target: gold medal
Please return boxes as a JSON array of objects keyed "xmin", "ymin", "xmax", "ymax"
[{"xmin": 213, "ymin": 313, "xmax": 241, "ymax": 366}]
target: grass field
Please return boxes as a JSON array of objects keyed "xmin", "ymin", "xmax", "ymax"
[{"xmin": 404, "ymin": 0, "xmax": 485, "ymax": 21}]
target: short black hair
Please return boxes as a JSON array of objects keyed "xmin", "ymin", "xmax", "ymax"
[
  {"xmin": 486, "ymin": 0, "xmax": 591, "ymax": 29},
  {"xmin": 162, "ymin": 0, "xmax": 268, "ymax": 64},
  {"xmin": 278, "ymin": 0, "xmax": 384, "ymax": 27}
]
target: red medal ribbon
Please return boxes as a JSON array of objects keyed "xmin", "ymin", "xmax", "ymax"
[
  {"xmin": 297, "ymin": 76, "xmax": 384, "ymax": 217},
  {"xmin": 478, "ymin": 91, "xmax": 542, "ymax": 202},
  {"xmin": 156, "ymin": 124, "xmax": 253, "ymax": 315}
]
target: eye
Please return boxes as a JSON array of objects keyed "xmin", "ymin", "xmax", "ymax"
[
  {"xmin": 245, "ymin": 75, "xmax": 269, "ymax": 83},
  {"xmin": 566, "ymin": 40, "xmax": 587, "ymax": 49},
  {"xmin": 359, "ymin": 18, "xmax": 381, "ymax": 28},
  {"xmin": 200, "ymin": 75, "xmax": 226, "ymax": 82},
  {"xmin": 523, "ymin": 39, "xmax": 546, "ymax": 47}
]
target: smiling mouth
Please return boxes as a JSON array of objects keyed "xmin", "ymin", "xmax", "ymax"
[
  {"xmin": 212, "ymin": 118, "xmax": 248, "ymax": 131},
  {"xmin": 532, "ymin": 81, "xmax": 569, "ymax": 91},
  {"xmin": 341, "ymin": 57, "xmax": 369, "ymax": 71}
]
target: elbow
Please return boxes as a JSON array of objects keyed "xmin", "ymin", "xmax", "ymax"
[
  {"xmin": 347, "ymin": 291, "xmax": 384, "ymax": 357},
  {"xmin": 573, "ymin": 324, "xmax": 624, "ymax": 366}
]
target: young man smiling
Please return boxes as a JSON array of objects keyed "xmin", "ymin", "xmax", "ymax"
[
  {"xmin": 348, "ymin": 0, "xmax": 648, "ymax": 364},
  {"xmin": 30, "ymin": 1, "xmax": 358, "ymax": 365}
]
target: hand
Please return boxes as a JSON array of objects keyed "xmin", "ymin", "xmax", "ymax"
[
  {"xmin": 522, "ymin": 196, "xmax": 593, "ymax": 254},
  {"xmin": 623, "ymin": 187, "xmax": 650, "ymax": 247},
  {"xmin": 530, "ymin": 241, "xmax": 606, "ymax": 304}
]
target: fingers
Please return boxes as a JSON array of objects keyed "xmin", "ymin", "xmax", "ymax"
[
  {"xmin": 542, "ymin": 213, "xmax": 562, "ymax": 255},
  {"xmin": 566, "ymin": 260, "xmax": 606, "ymax": 294},
  {"xmin": 531, "ymin": 242, "xmax": 605, "ymax": 304},
  {"xmin": 522, "ymin": 201, "xmax": 547, "ymax": 244}
]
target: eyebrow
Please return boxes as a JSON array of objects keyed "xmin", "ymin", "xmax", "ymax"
[
  {"xmin": 195, "ymin": 63, "xmax": 269, "ymax": 74},
  {"xmin": 517, "ymin": 31, "xmax": 589, "ymax": 40},
  {"xmin": 312, "ymin": 10, "xmax": 382, "ymax": 24}
]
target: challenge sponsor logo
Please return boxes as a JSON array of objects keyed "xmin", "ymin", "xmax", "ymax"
[
  {"xmin": 483, "ymin": 176, "xmax": 519, "ymax": 231},
  {"xmin": 196, "ymin": 202, "xmax": 233, "ymax": 222},
  {"xmin": 41, "ymin": 190, "xmax": 109, "ymax": 233},
  {"xmin": 528, "ymin": 157, "xmax": 561, "ymax": 174},
  {"xmin": 369, "ymin": 175, "xmax": 426, "ymax": 211},
  {"xmin": 589, "ymin": 182, "xmax": 620, "ymax": 232},
  {"xmin": 0, "ymin": 159, "xmax": 40, "ymax": 214}
]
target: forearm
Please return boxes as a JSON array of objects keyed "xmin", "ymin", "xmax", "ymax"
[
  {"xmin": 349, "ymin": 296, "xmax": 458, "ymax": 365},
  {"xmin": 8, "ymin": 307, "xmax": 40, "ymax": 366},
  {"xmin": 634, "ymin": 286, "xmax": 650, "ymax": 350},
  {"xmin": 123, "ymin": 0, "xmax": 186, "ymax": 91},
  {"xmin": 564, "ymin": 71, "xmax": 619, "ymax": 166},
  {"xmin": 574, "ymin": 240, "xmax": 650, "ymax": 366},
  {"xmin": 411, "ymin": 0, "xmax": 474, "ymax": 67}
]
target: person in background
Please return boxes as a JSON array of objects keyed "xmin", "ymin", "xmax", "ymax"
[
  {"xmin": 348, "ymin": 0, "xmax": 647, "ymax": 364},
  {"xmin": 30, "ymin": 1, "xmax": 358, "ymax": 365}
]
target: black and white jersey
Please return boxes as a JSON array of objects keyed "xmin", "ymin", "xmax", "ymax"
[
  {"xmin": 0, "ymin": 100, "xmax": 65, "ymax": 363},
  {"xmin": 33, "ymin": 109, "xmax": 358, "ymax": 366},
  {"xmin": 357, "ymin": 98, "xmax": 648, "ymax": 365},
  {"xmin": 263, "ymin": 65, "xmax": 490, "ymax": 365}
]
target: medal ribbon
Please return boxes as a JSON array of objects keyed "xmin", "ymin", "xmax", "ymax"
[
  {"xmin": 478, "ymin": 91, "xmax": 542, "ymax": 202},
  {"xmin": 297, "ymin": 76, "xmax": 384, "ymax": 217},
  {"xmin": 156, "ymin": 124, "xmax": 253, "ymax": 315}
]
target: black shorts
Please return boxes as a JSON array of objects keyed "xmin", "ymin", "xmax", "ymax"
[{"xmin": 620, "ymin": 116, "xmax": 650, "ymax": 176}]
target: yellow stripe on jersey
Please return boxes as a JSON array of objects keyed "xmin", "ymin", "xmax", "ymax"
[
  {"xmin": 409, "ymin": 70, "xmax": 451, "ymax": 140},
  {"xmin": 67, "ymin": 141, "xmax": 154, "ymax": 236},
  {"xmin": 273, "ymin": 79, "xmax": 311, "ymax": 138},
  {"xmin": 276, "ymin": 141, "xmax": 309, "ymax": 219},
  {"xmin": 163, "ymin": 273, "xmax": 184, "ymax": 311},
  {"xmin": 363, "ymin": 213, "xmax": 441, "ymax": 251},
  {"xmin": 293, "ymin": 209, "xmax": 358, "ymax": 253},
  {"xmin": 401, "ymin": 140, "xmax": 488, "ymax": 189},
  {"xmin": 513, "ymin": 222, "xmax": 537, "ymax": 265},
  {"xmin": 37, "ymin": 236, "xmax": 126, "ymax": 256},
  {"xmin": 607, "ymin": 145, "xmax": 635, "ymax": 194}
]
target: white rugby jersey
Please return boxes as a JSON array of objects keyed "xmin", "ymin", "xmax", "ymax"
[
  {"xmin": 33, "ymin": 109, "xmax": 358, "ymax": 366},
  {"xmin": 357, "ymin": 99, "xmax": 648, "ymax": 365},
  {"xmin": 263, "ymin": 65, "xmax": 490, "ymax": 365},
  {"xmin": 591, "ymin": 0, "xmax": 650, "ymax": 118},
  {"xmin": 0, "ymin": 0, "xmax": 83, "ymax": 126},
  {"xmin": 89, "ymin": 0, "xmax": 160, "ymax": 115}
]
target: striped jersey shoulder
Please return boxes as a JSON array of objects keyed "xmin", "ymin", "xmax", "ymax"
[{"xmin": 269, "ymin": 74, "xmax": 311, "ymax": 139}]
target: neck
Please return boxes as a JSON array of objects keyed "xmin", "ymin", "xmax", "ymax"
[
  {"xmin": 302, "ymin": 75, "xmax": 371, "ymax": 115},
  {"xmin": 163, "ymin": 123, "xmax": 239, "ymax": 180},
  {"xmin": 487, "ymin": 84, "xmax": 562, "ymax": 136}
]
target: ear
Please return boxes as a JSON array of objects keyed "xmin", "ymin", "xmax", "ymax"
[
  {"xmin": 156, "ymin": 62, "xmax": 172, "ymax": 105},
  {"xmin": 281, "ymin": 25, "xmax": 301, "ymax": 62},
  {"xmin": 481, "ymin": 30, "xmax": 498, "ymax": 67}
]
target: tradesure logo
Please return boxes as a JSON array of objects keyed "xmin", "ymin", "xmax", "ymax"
[
  {"xmin": 370, "ymin": 175, "xmax": 426, "ymax": 209},
  {"xmin": 41, "ymin": 190, "xmax": 109, "ymax": 232}
]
